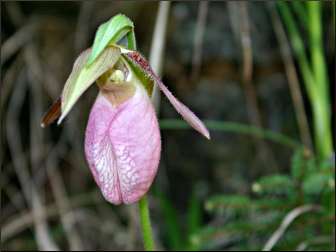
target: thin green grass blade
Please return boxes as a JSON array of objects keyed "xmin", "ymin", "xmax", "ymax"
[{"xmin": 160, "ymin": 119, "xmax": 300, "ymax": 149}]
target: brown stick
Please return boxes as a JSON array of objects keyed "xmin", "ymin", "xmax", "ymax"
[
  {"xmin": 229, "ymin": 2, "xmax": 278, "ymax": 171},
  {"xmin": 1, "ymin": 191, "xmax": 101, "ymax": 242},
  {"xmin": 25, "ymin": 39, "xmax": 83, "ymax": 250},
  {"xmin": 191, "ymin": 1, "xmax": 208, "ymax": 81},
  {"xmin": 239, "ymin": 2, "xmax": 262, "ymax": 128},
  {"xmin": 5, "ymin": 69, "xmax": 59, "ymax": 250},
  {"xmin": 149, "ymin": 1, "xmax": 171, "ymax": 111},
  {"xmin": 1, "ymin": 21, "xmax": 37, "ymax": 63}
]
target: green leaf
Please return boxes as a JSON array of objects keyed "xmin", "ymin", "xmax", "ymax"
[
  {"xmin": 303, "ymin": 173, "xmax": 331, "ymax": 195},
  {"xmin": 126, "ymin": 30, "xmax": 137, "ymax": 50},
  {"xmin": 205, "ymin": 195, "xmax": 251, "ymax": 213},
  {"xmin": 291, "ymin": 148, "xmax": 304, "ymax": 179},
  {"xmin": 87, "ymin": 14, "xmax": 134, "ymax": 65},
  {"xmin": 187, "ymin": 192, "xmax": 201, "ymax": 237},
  {"xmin": 252, "ymin": 174, "xmax": 294, "ymax": 195},
  {"xmin": 59, "ymin": 46, "xmax": 121, "ymax": 123}
]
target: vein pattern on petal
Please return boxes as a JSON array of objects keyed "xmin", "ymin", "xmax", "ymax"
[{"xmin": 84, "ymin": 87, "xmax": 161, "ymax": 204}]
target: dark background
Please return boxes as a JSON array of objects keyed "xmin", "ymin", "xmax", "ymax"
[{"xmin": 1, "ymin": 1, "xmax": 334, "ymax": 250}]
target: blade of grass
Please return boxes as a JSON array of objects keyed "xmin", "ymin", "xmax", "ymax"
[
  {"xmin": 268, "ymin": 2, "xmax": 312, "ymax": 150},
  {"xmin": 156, "ymin": 192, "xmax": 183, "ymax": 250},
  {"xmin": 277, "ymin": 2, "xmax": 316, "ymax": 101},
  {"xmin": 277, "ymin": 2, "xmax": 333, "ymax": 159},
  {"xmin": 159, "ymin": 119, "xmax": 301, "ymax": 149},
  {"xmin": 307, "ymin": 1, "xmax": 333, "ymax": 159},
  {"xmin": 186, "ymin": 189, "xmax": 202, "ymax": 250},
  {"xmin": 290, "ymin": 1, "xmax": 308, "ymax": 28}
]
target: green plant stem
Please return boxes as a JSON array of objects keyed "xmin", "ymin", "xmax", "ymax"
[
  {"xmin": 139, "ymin": 196, "xmax": 155, "ymax": 251},
  {"xmin": 277, "ymin": 2, "xmax": 333, "ymax": 160},
  {"xmin": 126, "ymin": 28, "xmax": 155, "ymax": 251},
  {"xmin": 160, "ymin": 119, "xmax": 301, "ymax": 149},
  {"xmin": 277, "ymin": 2, "xmax": 316, "ymax": 100},
  {"xmin": 307, "ymin": 1, "xmax": 333, "ymax": 160},
  {"xmin": 291, "ymin": 1, "xmax": 308, "ymax": 28}
]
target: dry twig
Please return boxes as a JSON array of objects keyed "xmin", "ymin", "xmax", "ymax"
[
  {"xmin": 25, "ymin": 39, "xmax": 83, "ymax": 250},
  {"xmin": 263, "ymin": 204, "xmax": 321, "ymax": 251},
  {"xmin": 191, "ymin": 1, "xmax": 208, "ymax": 81},
  {"xmin": 149, "ymin": 1, "xmax": 171, "ymax": 110},
  {"xmin": 228, "ymin": 1, "xmax": 278, "ymax": 171},
  {"xmin": 5, "ymin": 69, "xmax": 59, "ymax": 250},
  {"xmin": 1, "ymin": 191, "xmax": 101, "ymax": 242},
  {"xmin": 1, "ymin": 21, "xmax": 38, "ymax": 63}
]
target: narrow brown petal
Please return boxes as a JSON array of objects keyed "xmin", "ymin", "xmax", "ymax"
[{"xmin": 40, "ymin": 97, "xmax": 61, "ymax": 128}]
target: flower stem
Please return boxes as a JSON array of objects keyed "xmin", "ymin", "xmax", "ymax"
[
  {"xmin": 136, "ymin": 3, "xmax": 170, "ymax": 250},
  {"xmin": 127, "ymin": 24, "xmax": 155, "ymax": 252},
  {"xmin": 138, "ymin": 196, "xmax": 155, "ymax": 250}
]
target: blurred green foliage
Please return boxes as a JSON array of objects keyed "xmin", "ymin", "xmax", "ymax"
[
  {"xmin": 156, "ymin": 147, "xmax": 334, "ymax": 250},
  {"xmin": 155, "ymin": 2, "xmax": 335, "ymax": 250}
]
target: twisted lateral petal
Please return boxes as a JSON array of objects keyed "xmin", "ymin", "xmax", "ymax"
[
  {"xmin": 84, "ymin": 86, "xmax": 161, "ymax": 205},
  {"xmin": 154, "ymin": 80, "xmax": 210, "ymax": 140},
  {"xmin": 124, "ymin": 52, "xmax": 210, "ymax": 139},
  {"xmin": 59, "ymin": 46, "xmax": 121, "ymax": 124}
]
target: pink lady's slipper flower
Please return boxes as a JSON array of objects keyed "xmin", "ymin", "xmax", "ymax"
[{"xmin": 42, "ymin": 15, "xmax": 210, "ymax": 205}]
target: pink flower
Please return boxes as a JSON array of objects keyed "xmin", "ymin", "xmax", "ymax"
[{"xmin": 42, "ymin": 47, "xmax": 210, "ymax": 205}]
